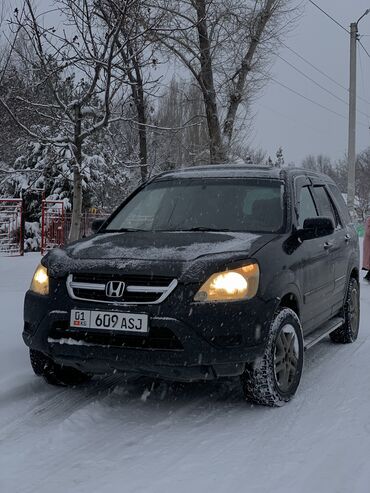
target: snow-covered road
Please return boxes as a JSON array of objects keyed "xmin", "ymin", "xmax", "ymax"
[{"xmin": 1, "ymin": 252, "xmax": 370, "ymax": 493}]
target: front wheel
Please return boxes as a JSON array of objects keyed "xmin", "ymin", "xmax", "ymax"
[
  {"xmin": 330, "ymin": 277, "xmax": 360, "ymax": 344},
  {"xmin": 241, "ymin": 308, "xmax": 304, "ymax": 407},
  {"xmin": 29, "ymin": 349, "xmax": 91, "ymax": 386}
]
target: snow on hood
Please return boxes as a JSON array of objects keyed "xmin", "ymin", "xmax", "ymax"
[
  {"xmin": 43, "ymin": 231, "xmax": 271, "ymax": 280},
  {"xmin": 66, "ymin": 231, "xmax": 260, "ymax": 261}
]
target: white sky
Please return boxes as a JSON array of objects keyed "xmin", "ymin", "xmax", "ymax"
[
  {"xmin": 7, "ymin": 0, "xmax": 370, "ymax": 165},
  {"xmin": 252, "ymin": 0, "xmax": 370, "ymax": 164}
]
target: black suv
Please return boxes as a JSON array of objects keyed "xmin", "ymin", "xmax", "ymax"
[{"xmin": 23, "ymin": 166, "xmax": 360, "ymax": 406}]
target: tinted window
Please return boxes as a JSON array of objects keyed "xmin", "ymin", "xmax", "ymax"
[
  {"xmin": 106, "ymin": 179, "xmax": 285, "ymax": 233},
  {"xmin": 328, "ymin": 184, "xmax": 352, "ymax": 224},
  {"xmin": 298, "ymin": 186, "xmax": 317, "ymax": 227},
  {"xmin": 313, "ymin": 186, "xmax": 341, "ymax": 229}
]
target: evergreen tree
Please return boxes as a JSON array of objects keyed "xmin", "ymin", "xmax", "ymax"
[{"xmin": 275, "ymin": 147, "xmax": 284, "ymax": 167}]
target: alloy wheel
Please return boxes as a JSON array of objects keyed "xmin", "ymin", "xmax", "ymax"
[
  {"xmin": 273, "ymin": 324, "xmax": 300, "ymax": 393},
  {"xmin": 349, "ymin": 285, "xmax": 359, "ymax": 337}
]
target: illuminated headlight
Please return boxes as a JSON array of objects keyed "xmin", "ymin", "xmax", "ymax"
[
  {"xmin": 30, "ymin": 264, "xmax": 49, "ymax": 295},
  {"xmin": 194, "ymin": 263, "xmax": 260, "ymax": 302}
]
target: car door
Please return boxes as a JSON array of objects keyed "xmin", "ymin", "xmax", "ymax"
[
  {"xmin": 310, "ymin": 183, "xmax": 348, "ymax": 315},
  {"xmin": 294, "ymin": 177, "xmax": 334, "ymax": 332},
  {"xmin": 326, "ymin": 183, "xmax": 357, "ymax": 314}
]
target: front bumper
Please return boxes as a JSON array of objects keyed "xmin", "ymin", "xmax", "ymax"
[{"xmin": 23, "ymin": 279, "xmax": 277, "ymax": 381}]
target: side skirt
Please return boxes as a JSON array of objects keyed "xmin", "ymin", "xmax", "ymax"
[{"xmin": 304, "ymin": 316, "xmax": 344, "ymax": 351}]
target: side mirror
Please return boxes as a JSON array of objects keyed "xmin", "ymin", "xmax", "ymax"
[
  {"xmin": 91, "ymin": 219, "xmax": 105, "ymax": 234},
  {"xmin": 299, "ymin": 217, "xmax": 335, "ymax": 241}
]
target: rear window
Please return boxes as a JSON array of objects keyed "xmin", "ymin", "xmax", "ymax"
[
  {"xmin": 106, "ymin": 178, "xmax": 285, "ymax": 233},
  {"xmin": 327, "ymin": 184, "xmax": 352, "ymax": 224},
  {"xmin": 313, "ymin": 186, "xmax": 341, "ymax": 229}
]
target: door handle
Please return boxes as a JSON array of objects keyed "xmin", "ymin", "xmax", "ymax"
[{"xmin": 324, "ymin": 241, "xmax": 334, "ymax": 250}]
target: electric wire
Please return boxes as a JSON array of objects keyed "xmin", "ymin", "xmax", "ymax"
[
  {"xmin": 281, "ymin": 42, "xmax": 370, "ymax": 106},
  {"xmin": 307, "ymin": 0, "xmax": 350, "ymax": 34},
  {"xmin": 280, "ymin": 42, "xmax": 349, "ymax": 93},
  {"xmin": 358, "ymin": 38, "xmax": 370, "ymax": 60},
  {"xmin": 269, "ymin": 76, "xmax": 369, "ymax": 129},
  {"xmin": 276, "ymin": 53, "xmax": 370, "ymax": 120}
]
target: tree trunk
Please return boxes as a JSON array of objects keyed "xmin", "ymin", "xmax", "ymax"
[
  {"xmin": 131, "ymin": 60, "xmax": 149, "ymax": 182},
  {"xmin": 138, "ymin": 106, "xmax": 148, "ymax": 182},
  {"xmin": 195, "ymin": 0, "xmax": 225, "ymax": 164},
  {"xmin": 69, "ymin": 105, "xmax": 83, "ymax": 242},
  {"xmin": 223, "ymin": 0, "xmax": 276, "ymax": 147},
  {"xmin": 69, "ymin": 164, "xmax": 83, "ymax": 242}
]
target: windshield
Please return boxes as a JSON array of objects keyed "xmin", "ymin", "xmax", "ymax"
[{"xmin": 105, "ymin": 178, "xmax": 285, "ymax": 234}]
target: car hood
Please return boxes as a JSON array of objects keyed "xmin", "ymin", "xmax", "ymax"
[{"xmin": 44, "ymin": 231, "xmax": 276, "ymax": 281}]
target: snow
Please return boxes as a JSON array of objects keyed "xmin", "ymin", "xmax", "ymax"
[
  {"xmin": 44, "ymin": 231, "xmax": 261, "ymax": 281},
  {"xmin": 1, "ymin": 248, "xmax": 370, "ymax": 493},
  {"xmin": 47, "ymin": 337, "xmax": 96, "ymax": 347},
  {"xmin": 66, "ymin": 231, "xmax": 259, "ymax": 260}
]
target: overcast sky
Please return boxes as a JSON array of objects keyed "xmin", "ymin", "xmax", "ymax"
[
  {"xmin": 253, "ymin": 0, "xmax": 370, "ymax": 165},
  {"xmin": 9, "ymin": 0, "xmax": 370, "ymax": 165}
]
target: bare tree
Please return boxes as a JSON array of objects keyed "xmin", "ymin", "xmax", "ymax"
[
  {"xmin": 355, "ymin": 149, "xmax": 370, "ymax": 221},
  {"xmin": 151, "ymin": 78, "xmax": 209, "ymax": 170},
  {"xmin": 0, "ymin": 0, "xmax": 144, "ymax": 241},
  {"xmin": 150, "ymin": 0, "xmax": 298, "ymax": 163},
  {"xmin": 96, "ymin": 1, "xmax": 163, "ymax": 182},
  {"xmin": 301, "ymin": 151, "xmax": 370, "ymax": 220},
  {"xmin": 302, "ymin": 154, "xmax": 334, "ymax": 174},
  {"xmin": 233, "ymin": 144, "xmax": 267, "ymax": 165}
]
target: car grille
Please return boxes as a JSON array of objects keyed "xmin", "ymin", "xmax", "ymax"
[{"xmin": 66, "ymin": 273, "xmax": 178, "ymax": 305}]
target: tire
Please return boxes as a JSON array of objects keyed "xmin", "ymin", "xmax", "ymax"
[
  {"xmin": 241, "ymin": 308, "xmax": 304, "ymax": 407},
  {"xmin": 29, "ymin": 348, "xmax": 48, "ymax": 376},
  {"xmin": 330, "ymin": 277, "xmax": 360, "ymax": 344},
  {"xmin": 29, "ymin": 349, "xmax": 91, "ymax": 386}
]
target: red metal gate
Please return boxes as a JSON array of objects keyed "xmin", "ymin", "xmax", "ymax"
[
  {"xmin": 41, "ymin": 202, "xmax": 110, "ymax": 254},
  {"xmin": 64, "ymin": 212, "xmax": 110, "ymax": 239},
  {"xmin": 0, "ymin": 199, "xmax": 23, "ymax": 256},
  {"xmin": 41, "ymin": 200, "xmax": 65, "ymax": 255}
]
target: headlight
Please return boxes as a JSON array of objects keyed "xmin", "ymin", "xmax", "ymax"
[
  {"xmin": 30, "ymin": 264, "xmax": 49, "ymax": 295},
  {"xmin": 194, "ymin": 263, "xmax": 259, "ymax": 302}
]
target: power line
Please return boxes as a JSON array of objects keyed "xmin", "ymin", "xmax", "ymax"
[
  {"xmin": 277, "ymin": 55, "xmax": 344, "ymax": 105},
  {"xmin": 358, "ymin": 38, "xmax": 370, "ymax": 59},
  {"xmin": 271, "ymin": 77, "xmax": 347, "ymax": 119},
  {"xmin": 307, "ymin": 0, "xmax": 350, "ymax": 34},
  {"xmin": 281, "ymin": 41, "xmax": 370, "ymax": 106},
  {"xmin": 270, "ymin": 76, "xmax": 369, "ymax": 129},
  {"xmin": 281, "ymin": 42, "xmax": 347, "ymax": 92},
  {"xmin": 276, "ymin": 53, "xmax": 370, "ymax": 120}
]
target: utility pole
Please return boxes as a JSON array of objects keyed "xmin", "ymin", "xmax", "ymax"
[
  {"xmin": 347, "ymin": 22, "xmax": 357, "ymax": 220},
  {"xmin": 347, "ymin": 10, "xmax": 370, "ymax": 220}
]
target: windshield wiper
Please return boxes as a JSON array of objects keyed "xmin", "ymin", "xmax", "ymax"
[
  {"xmin": 102, "ymin": 228, "xmax": 146, "ymax": 233},
  {"xmin": 178, "ymin": 227, "xmax": 232, "ymax": 232}
]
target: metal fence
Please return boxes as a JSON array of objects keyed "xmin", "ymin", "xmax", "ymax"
[
  {"xmin": 64, "ymin": 212, "xmax": 110, "ymax": 240},
  {"xmin": 41, "ymin": 200, "xmax": 110, "ymax": 254},
  {"xmin": 0, "ymin": 199, "xmax": 23, "ymax": 256}
]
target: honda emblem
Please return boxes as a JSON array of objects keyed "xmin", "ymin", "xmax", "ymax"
[{"xmin": 105, "ymin": 281, "xmax": 125, "ymax": 298}]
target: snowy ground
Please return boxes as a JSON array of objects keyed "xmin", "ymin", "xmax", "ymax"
[{"xmin": 1, "ymin": 250, "xmax": 370, "ymax": 493}]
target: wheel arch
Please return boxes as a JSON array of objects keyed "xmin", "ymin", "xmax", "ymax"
[
  {"xmin": 278, "ymin": 292, "xmax": 300, "ymax": 318},
  {"xmin": 349, "ymin": 267, "xmax": 359, "ymax": 282}
]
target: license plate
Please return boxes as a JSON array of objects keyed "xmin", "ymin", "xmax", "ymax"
[{"xmin": 70, "ymin": 310, "xmax": 148, "ymax": 333}]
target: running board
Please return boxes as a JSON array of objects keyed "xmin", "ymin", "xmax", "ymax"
[{"xmin": 304, "ymin": 316, "xmax": 344, "ymax": 351}]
